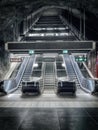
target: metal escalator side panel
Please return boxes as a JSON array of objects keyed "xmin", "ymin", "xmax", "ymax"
[
  {"xmin": 0, "ymin": 57, "xmax": 29, "ymax": 94},
  {"xmin": 70, "ymin": 55, "xmax": 95, "ymax": 93}
]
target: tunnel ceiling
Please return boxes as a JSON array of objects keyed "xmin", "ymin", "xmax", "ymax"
[{"xmin": 0, "ymin": 0, "xmax": 98, "ymax": 30}]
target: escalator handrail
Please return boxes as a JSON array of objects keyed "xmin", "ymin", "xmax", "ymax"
[
  {"xmin": 83, "ymin": 62, "xmax": 98, "ymax": 80},
  {"xmin": 3, "ymin": 57, "xmax": 29, "ymax": 93},
  {"xmin": 62, "ymin": 54, "xmax": 71, "ymax": 80},
  {"xmin": 70, "ymin": 55, "xmax": 95, "ymax": 93}
]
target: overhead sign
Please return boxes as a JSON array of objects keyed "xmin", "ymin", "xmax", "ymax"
[
  {"xmin": 29, "ymin": 50, "xmax": 34, "ymax": 55},
  {"xmin": 63, "ymin": 50, "xmax": 68, "ymax": 54},
  {"xmin": 10, "ymin": 58, "xmax": 22, "ymax": 62},
  {"xmin": 6, "ymin": 41, "xmax": 95, "ymax": 53},
  {"xmin": 75, "ymin": 55, "xmax": 87, "ymax": 62}
]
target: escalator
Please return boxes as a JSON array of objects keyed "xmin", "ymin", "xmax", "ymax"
[
  {"xmin": 64, "ymin": 54, "xmax": 81, "ymax": 90},
  {"xmin": 64, "ymin": 54, "xmax": 95, "ymax": 94},
  {"xmin": 19, "ymin": 56, "xmax": 35, "ymax": 87},
  {"xmin": 14, "ymin": 56, "xmax": 35, "ymax": 94}
]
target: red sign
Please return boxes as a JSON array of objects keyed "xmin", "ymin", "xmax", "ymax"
[{"xmin": 10, "ymin": 58, "xmax": 23, "ymax": 62}]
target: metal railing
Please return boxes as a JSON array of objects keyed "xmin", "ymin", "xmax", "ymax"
[
  {"xmin": 21, "ymin": 56, "xmax": 44, "ymax": 94},
  {"xmin": 62, "ymin": 54, "xmax": 71, "ymax": 81},
  {"xmin": 82, "ymin": 62, "xmax": 98, "ymax": 93},
  {"xmin": 38, "ymin": 62, "xmax": 45, "ymax": 93},
  {"xmin": 41, "ymin": 62, "xmax": 46, "ymax": 90},
  {"xmin": 15, "ymin": 57, "xmax": 29, "ymax": 86},
  {"xmin": 60, "ymin": 15, "xmax": 88, "ymax": 41},
  {"xmin": 3, "ymin": 57, "xmax": 29, "ymax": 93},
  {"xmin": 83, "ymin": 62, "xmax": 97, "ymax": 80},
  {"xmin": 54, "ymin": 61, "xmax": 58, "ymax": 93},
  {"xmin": 70, "ymin": 55, "xmax": 95, "ymax": 93}
]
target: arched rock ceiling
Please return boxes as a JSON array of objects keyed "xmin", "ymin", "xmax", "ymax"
[{"xmin": 0, "ymin": 0, "xmax": 98, "ymax": 28}]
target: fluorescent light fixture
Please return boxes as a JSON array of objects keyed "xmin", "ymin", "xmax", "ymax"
[
  {"xmin": 33, "ymin": 63, "xmax": 38, "ymax": 68},
  {"xmin": 62, "ymin": 63, "xmax": 65, "ymax": 67},
  {"xmin": 32, "ymin": 27, "xmax": 69, "ymax": 31}
]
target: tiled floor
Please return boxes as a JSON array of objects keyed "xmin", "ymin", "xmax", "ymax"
[
  {"xmin": 0, "ymin": 89, "xmax": 98, "ymax": 129},
  {"xmin": 0, "ymin": 108, "xmax": 98, "ymax": 130},
  {"xmin": 0, "ymin": 89, "xmax": 98, "ymax": 108}
]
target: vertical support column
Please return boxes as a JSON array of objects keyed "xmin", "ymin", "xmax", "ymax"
[
  {"xmin": 96, "ymin": 52, "xmax": 98, "ymax": 78},
  {"xmin": 13, "ymin": 3, "xmax": 19, "ymax": 41},
  {"xmin": 13, "ymin": 22, "xmax": 16, "ymax": 41},
  {"xmin": 79, "ymin": 11, "xmax": 82, "ymax": 40},
  {"xmin": 21, "ymin": 20, "xmax": 24, "ymax": 35},
  {"xmin": 13, "ymin": 19, "xmax": 18, "ymax": 41},
  {"xmin": 70, "ymin": 7, "xmax": 72, "ymax": 27},
  {"xmin": 23, "ymin": 18, "xmax": 26, "ymax": 35},
  {"xmin": 67, "ymin": 6, "xmax": 70, "ymax": 40},
  {"xmin": 31, "ymin": 14, "xmax": 33, "ymax": 26},
  {"xmin": 89, "ymin": 51, "xmax": 96, "ymax": 77},
  {"xmin": 26, "ymin": 16, "xmax": 28, "ymax": 33},
  {"xmin": 68, "ymin": 6, "xmax": 70, "ymax": 24},
  {"xmin": 30, "ymin": 15, "xmax": 32, "ymax": 28},
  {"xmin": 83, "ymin": 8, "xmax": 85, "ymax": 40},
  {"xmin": 16, "ymin": 19, "xmax": 19, "ymax": 40}
]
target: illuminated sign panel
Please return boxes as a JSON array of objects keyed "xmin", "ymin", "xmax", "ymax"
[
  {"xmin": 29, "ymin": 50, "xmax": 34, "ymax": 55},
  {"xmin": 63, "ymin": 50, "xmax": 68, "ymax": 54},
  {"xmin": 75, "ymin": 55, "xmax": 87, "ymax": 62}
]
